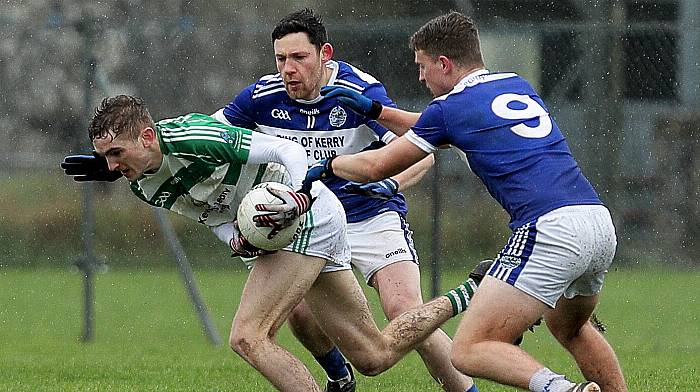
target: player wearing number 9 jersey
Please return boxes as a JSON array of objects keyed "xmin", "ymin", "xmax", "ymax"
[
  {"xmin": 406, "ymin": 70, "xmax": 602, "ymax": 230},
  {"xmin": 309, "ymin": 11, "xmax": 627, "ymax": 392}
]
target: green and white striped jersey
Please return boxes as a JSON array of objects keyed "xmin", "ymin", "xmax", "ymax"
[{"xmin": 130, "ymin": 113, "xmax": 291, "ymax": 227}]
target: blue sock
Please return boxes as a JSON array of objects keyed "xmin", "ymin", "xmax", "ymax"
[
  {"xmin": 466, "ymin": 384, "xmax": 479, "ymax": 392},
  {"xmin": 314, "ymin": 346, "xmax": 349, "ymax": 381}
]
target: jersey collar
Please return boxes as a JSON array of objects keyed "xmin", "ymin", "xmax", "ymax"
[{"xmin": 456, "ymin": 69, "xmax": 490, "ymax": 88}]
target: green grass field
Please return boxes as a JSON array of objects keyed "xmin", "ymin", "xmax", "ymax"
[{"xmin": 1, "ymin": 266, "xmax": 698, "ymax": 391}]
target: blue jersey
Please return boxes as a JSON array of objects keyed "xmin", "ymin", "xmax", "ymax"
[
  {"xmin": 405, "ymin": 70, "xmax": 601, "ymax": 229},
  {"xmin": 221, "ymin": 60, "xmax": 408, "ymax": 223}
]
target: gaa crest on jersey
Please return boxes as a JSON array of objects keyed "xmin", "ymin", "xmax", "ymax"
[{"xmin": 329, "ymin": 106, "xmax": 347, "ymax": 127}]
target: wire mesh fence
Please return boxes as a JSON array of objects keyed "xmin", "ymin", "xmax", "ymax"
[{"xmin": 1, "ymin": 0, "xmax": 698, "ymax": 264}]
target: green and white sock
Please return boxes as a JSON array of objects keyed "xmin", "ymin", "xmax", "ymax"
[{"xmin": 445, "ymin": 277, "xmax": 478, "ymax": 316}]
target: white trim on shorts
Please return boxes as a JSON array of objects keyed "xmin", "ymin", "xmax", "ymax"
[{"xmin": 487, "ymin": 205, "xmax": 617, "ymax": 307}]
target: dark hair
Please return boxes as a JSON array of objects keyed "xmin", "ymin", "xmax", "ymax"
[
  {"xmin": 409, "ymin": 11, "xmax": 484, "ymax": 68},
  {"xmin": 271, "ymin": 8, "xmax": 327, "ymax": 49},
  {"xmin": 88, "ymin": 95, "xmax": 154, "ymax": 141}
]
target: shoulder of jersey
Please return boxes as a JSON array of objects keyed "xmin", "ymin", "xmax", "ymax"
[
  {"xmin": 332, "ymin": 61, "xmax": 382, "ymax": 94},
  {"xmin": 250, "ymin": 73, "xmax": 287, "ymax": 100},
  {"xmin": 432, "ymin": 71, "xmax": 520, "ymax": 102}
]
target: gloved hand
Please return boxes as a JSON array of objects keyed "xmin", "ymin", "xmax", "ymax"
[
  {"xmin": 341, "ymin": 178, "xmax": 398, "ymax": 200},
  {"xmin": 229, "ymin": 221, "xmax": 268, "ymax": 258},
  {"xmin": 61, "ymin": 152, "xmax": 123, "ymax": 182},
  {"xmin": 321, "ymin": 86, "xmax": 383, "ymax": 120},
  {"xmin": 301, "ymin": 157, "xmax": 336, "ymax": 194},
  {"xmin": 253, "ymin": 187, "xmax": 312, "ymax": 229}
]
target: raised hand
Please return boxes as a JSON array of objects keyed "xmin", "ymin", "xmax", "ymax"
[
  {"xmin": 321, "ymin": 86, "xmax": 383, "ymax": 119},
  {"xmin": 61, "ymin": 152, "xmax": 122, "ymax": 182}
]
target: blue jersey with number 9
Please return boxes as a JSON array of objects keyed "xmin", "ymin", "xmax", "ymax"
[{"xmin": 406, "ymin": 70, "xmax": 601, "ymax": 229}]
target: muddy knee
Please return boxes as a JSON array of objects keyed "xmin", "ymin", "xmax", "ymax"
[
  {"xmin": 348, "ymin": 352, "xmax": 391, "ymax": 377},
  {"xmin": 229, "ymin": 323, "xmax": 264, "ymax": 360}
]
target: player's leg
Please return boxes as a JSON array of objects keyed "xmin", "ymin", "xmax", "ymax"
[
  {"xmin": 274, "ymin": 182, "xmax": 356, "ymax": 390},
  {"xmin": 287, "ymin": 300, "xmax": 354, "ymax": 389},
  {"xmin": 452, "ymin": 206, "xmax": 613, "ymax": 391},
  {"xmin": 546, "ymin": 294, "xmax": 627, "ymax": 392},
  {"xmin": 288, "ymin": 300, "xmax": 335, "ymax": 357},
  {"xmin": 371, "ymin": 261, "xmax": 474, "ymax": 392},
  {"xmin": 229, "ymin": 250, "xmax": 326, "ymax": 391},
  {"xmin": 545, "ymin": 206, "xmax": 627, "ymax": 392},
  {"xmin": 304, "ymin": 267, "xmax": 466, "ymax": 376},
  {"xmin": 350, "ymin": 211, "xmax": 474, "ymax": 391},
  {"xmin": 451, "ymin": 275, "xmax": 550, "ymax": 387}
]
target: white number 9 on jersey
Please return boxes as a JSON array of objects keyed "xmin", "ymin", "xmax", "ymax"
[{"xmin": 491, "ymin": 93, "xmax": 552, "ymax": 138}]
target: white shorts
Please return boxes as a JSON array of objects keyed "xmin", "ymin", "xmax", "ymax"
[
  {"xmin": 283, "ymin": 182, "xmax": 352, "ymax": 273},
  {"xmin": 348, "ymin": 211, "xmax": 418, "ymax": 283},
  {"xmin": 488, "ymin": 205, "xmax": 617, "ymax": 308}
]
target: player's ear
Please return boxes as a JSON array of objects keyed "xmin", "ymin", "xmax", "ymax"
[
  {"xmin": 140, "ymin": 127, "xmax": 157, "ymax": 148},
  {"xmin": 320, "ymin": 43, "xmax": 333, "ymax": 63},
  {"xmin": 438, "ymin": 55, "xmax": 451, "ymax": 73}
]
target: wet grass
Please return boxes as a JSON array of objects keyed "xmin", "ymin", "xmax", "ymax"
[{"xmin": 1, "ymin": 265, "xmax": 698, "ymax": 391}]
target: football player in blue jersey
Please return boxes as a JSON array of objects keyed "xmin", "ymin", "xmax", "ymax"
[
  {"xmin": 305, "ymin": 12, "xmax": 627, "ymax": 392},
  {"xmin": 211, "ymin": 9, "xmax": 478, "ymax": 392}
]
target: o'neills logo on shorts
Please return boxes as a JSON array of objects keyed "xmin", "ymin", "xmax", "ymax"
[{"xmin": 385, "ymin": 248, "xmax": 407, "ymax": 258}]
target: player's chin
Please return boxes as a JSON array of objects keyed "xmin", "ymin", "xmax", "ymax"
[
  {"xmin": 121, "ymin": 170, "xmax": 135, "ymax": 180},
  {"xmin": 285, "ymin": 89, "xmax": 301, "ymax": 99},
  {"xmin": 285, "ymin": 85, "xmax": 306, "ymax": 99}
]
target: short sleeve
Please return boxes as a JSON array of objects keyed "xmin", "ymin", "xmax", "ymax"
[
  {"xmin": 404, "ymin": 102, "xmax": 449, "ymax": 153},
  {"xmin": 222, "ymin": 84, "xmax": 257, "ymax": 129}
]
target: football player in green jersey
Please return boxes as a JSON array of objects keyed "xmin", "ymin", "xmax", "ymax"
[{"xmin": 63, "ymin": 94, "xmax": 482, "ymax": 391}]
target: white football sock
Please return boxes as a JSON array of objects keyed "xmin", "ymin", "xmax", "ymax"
[{"xmin": 529, "ymin": 367, "xmax": 576, "ymax": 392}]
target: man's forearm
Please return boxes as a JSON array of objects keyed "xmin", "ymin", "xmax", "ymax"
[
  {"xmin": 331, "ymin": 152, "xmax": 381, "ymax": 183},
  {"xmin": 331, "ymin": 136, "xmax": 429, "ymax": 183},
  {"xmin": 390, "ymin": 154, "xmax": 434, "ymax": 192},
  {"xmin": 377, "ymin": 107, "xmax": 421, "ymax": 136}
]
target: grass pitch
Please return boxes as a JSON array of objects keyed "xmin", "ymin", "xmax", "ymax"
[{"xmin": 1, "ymin": 265, "xmax": 698, "ymax": 391}]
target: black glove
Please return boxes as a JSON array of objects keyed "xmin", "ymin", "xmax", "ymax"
[
  {"xmin": 361, "ymin": 140, "xmax": 387, "ymax": 151},
  {"xmin": 61, "ymin": 152, "xmax": 123, "ymax": 182}
]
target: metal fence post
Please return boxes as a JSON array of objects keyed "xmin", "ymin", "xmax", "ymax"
[{"xmin": 430, "ymin": 150, "xmax": 442, "ymax": 298}]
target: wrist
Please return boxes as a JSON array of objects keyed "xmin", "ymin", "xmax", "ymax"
[
  {"xmin": 325, "ymin": 155, "xmax": 337, "ymax": 177},
  {"xmin": 367, "ymin": 100, "xmax": 383, "ymax": 120}
]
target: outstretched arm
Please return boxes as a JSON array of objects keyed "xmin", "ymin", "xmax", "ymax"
[
  {"xmin": 390, "ymin": 151, "xmax": 434, "ymax": 192},
  {"xmin": 319, "ymin": 136, "xmax": 428, "ymax": 184},
  {"xmin": 321, "ymin": 86, "xmax": 420, "ymax": 136},
  {"xmin": 376, "ymin": 106, "xmax": 421, "ymax": 136}
]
